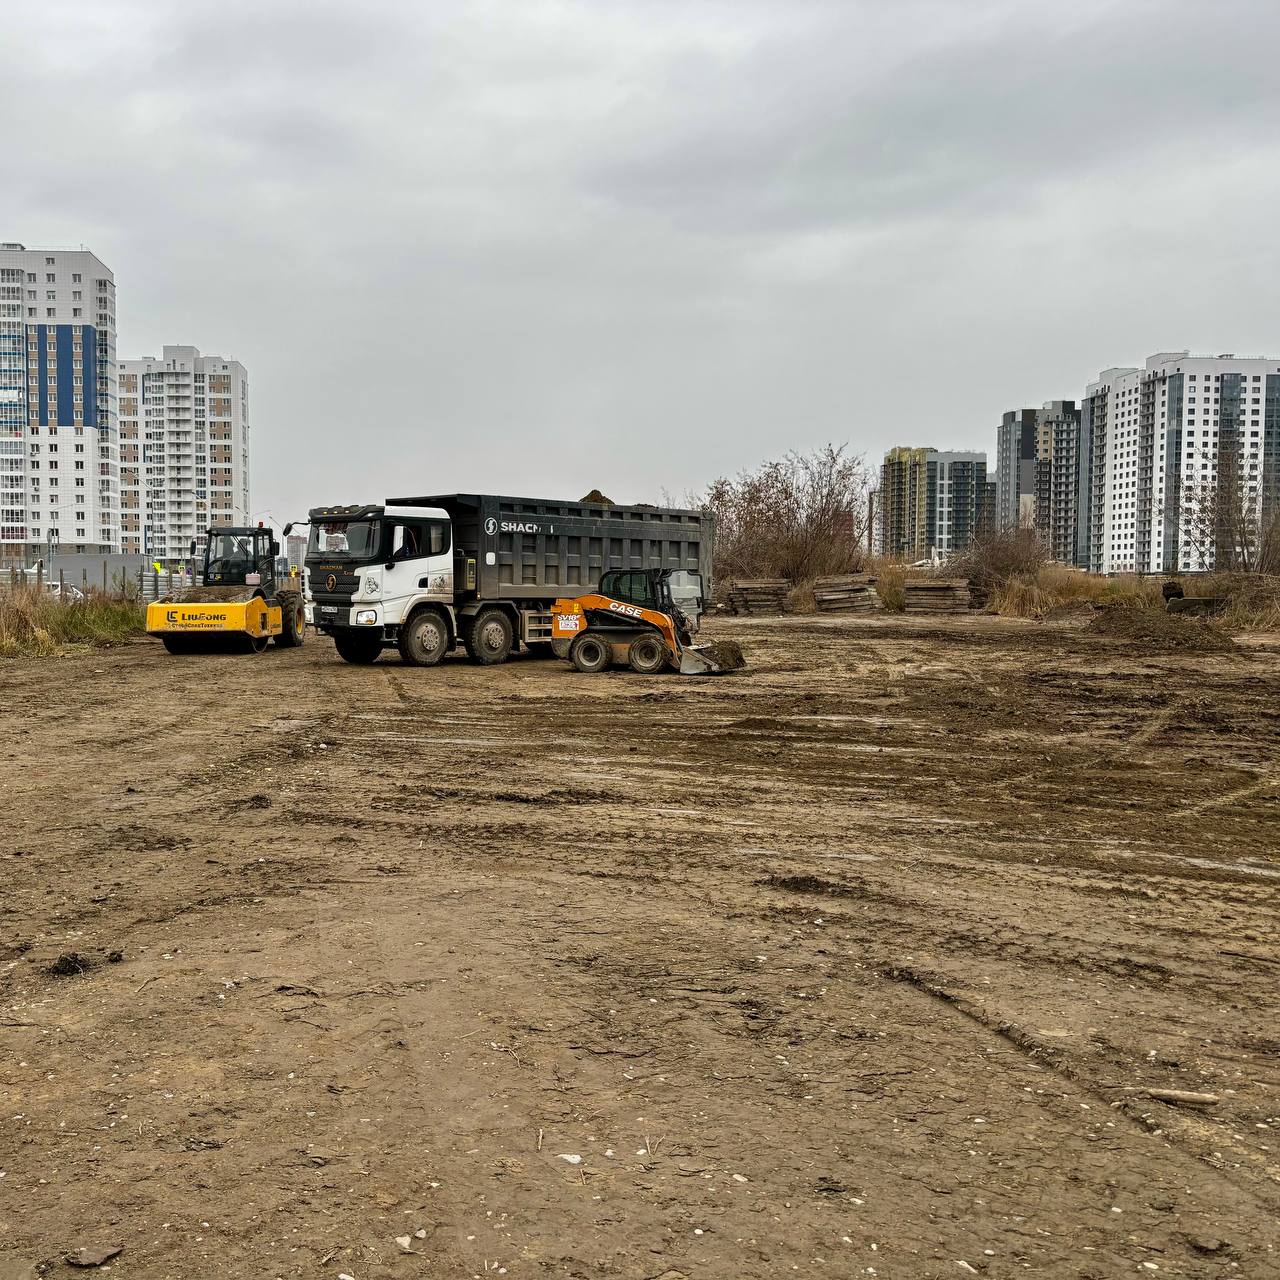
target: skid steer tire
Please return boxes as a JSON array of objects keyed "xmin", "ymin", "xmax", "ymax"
[
  {"xmin": 161, "ymin": 635, "xmax": 193, "ymax": 655},
  {"xmin": 569, "ymin": 632, "xmax": 612, "ymax": 674},
  {"xmin": 465, "ymin": 608, "xmax": 514, "ymax": 666},
  {"xmin": 275, "ymin": 598, "xmax": 306, "ymax": 647},
  {"xmin": 333, "ymin": 629, "xmax": 382, "ymax": 665},
  {"xmin": 628, "ymin": 633, "xmax": 669, "ymax": 674},
  {"xmin": 398, "ymin": 609, "xmax": 450, "ymax": 667}
]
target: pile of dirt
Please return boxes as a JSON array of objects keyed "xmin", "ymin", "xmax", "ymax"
[
  {"xmin": 698, "ymin": 639, "xmax": 746, "ymax": 671},
  {"xmin": 579, "ymin": 489, "xmax": 613, "ymax": 504},
  {"xmin": 1086, "ymin": 606, "xmax": 1236, "ymax": 653}
]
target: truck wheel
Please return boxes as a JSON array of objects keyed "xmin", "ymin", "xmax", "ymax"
[
  {"xmin": 398, "ymin": 609, "xmax": 450, "ymax": 667},
  {"xmin": 628, "ymin": 633, "xmax": 669, "ymax": 674},
  {"xmin": 274, "ymin": 598, "xmax": 306, "ymax": 647},
  {"xmin": 161, "ymin": 636, "xmax": 191, "ymax": 655},
  {"xmin": 569, "ymin": 632, "xmax": 611, "ymax": 673},
  {"xmin": 464, "ymin": 608, "xmax": 514, "ymax": 665},
  {"xmin": 333, "ymin": 629, "xmax": 382, "ymax": 664}
]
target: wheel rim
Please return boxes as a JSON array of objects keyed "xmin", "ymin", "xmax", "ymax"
[
  {"xmin": 419, "ymin": 620, "xmax": 444, "ymax": 653},
  {"xmin": 586, "ymin": 639, "xmax": 607, "ymax": 666},
  {"xmin": 479, "ymin": 619, "xmax": 506, "ymax": 652}
]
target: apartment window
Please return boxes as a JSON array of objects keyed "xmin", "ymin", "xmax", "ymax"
[
  {"xmin": 72, "ymin": 273, "xmax": 81, "ymax": 283},
  {"xmin": 46, "ymin": 308, "xmax": 55, "ymax": 318}
]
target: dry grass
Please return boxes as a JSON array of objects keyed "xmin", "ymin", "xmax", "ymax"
[
  {"xmin": 874, "ymin": 563, "xmax": 907, "ymax": 612},
  {"xmin": 0, "ymin": 586, "xmax": 146, "ymax": 657},
  {"xmin": 785, "ymin": 582, "xmax": 817, "ymax": 615},
  {"xmin": 990, "ymin": 566, "xmax": 1161, "ymax": 619},
  {"xmin": 1196, "ymin": 573, "xmax": 1280, "ymax": 632}
]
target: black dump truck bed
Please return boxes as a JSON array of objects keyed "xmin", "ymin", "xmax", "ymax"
[{"xmin": 387, "ymin": 493, "xmax": 713, "ymax": 602}]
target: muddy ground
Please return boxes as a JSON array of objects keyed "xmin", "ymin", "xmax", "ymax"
[{"xmin": 2, "ymin": 613, "xmax": 1278, "ymax": 1280}]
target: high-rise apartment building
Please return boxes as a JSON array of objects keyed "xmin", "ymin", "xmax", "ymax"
[
  {"xmin": 1079, "ymin": 351, "xmax": 1280, "ymax": 574},
  {"xmin": 118, "ymin": 346, "xmax": 250, "ymax": 564},
  {"xmin": 0, "ymin": 243, "xmax": 118, "ymax": 562},
  {"xmin": 879, "ymin": 446, "xmax": 991, "ymax": 561},
  {"xmin": 996, "ymin": 400, "xmax": 1081, "ymax": 560},
  {"xmin": 879, "ymin": 447, "xmax": 931, "ymax": 559}
]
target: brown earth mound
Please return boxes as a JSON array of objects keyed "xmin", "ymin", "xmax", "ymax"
[
  {"xmin": 697, "ymin": 638, "xmax": 746, "ymax": 671},
  {"xmin": 1087, "ymin": 605, "xmax": 1236, "ymax": 653},
  {"xmin": 579, "ymin": 488, "xmax": 613, "ymax": 504}
]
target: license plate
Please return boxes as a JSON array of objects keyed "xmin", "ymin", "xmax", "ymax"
[{"xmin": 319, "ymin": 606, "xmax": 337, "ymax": 616}]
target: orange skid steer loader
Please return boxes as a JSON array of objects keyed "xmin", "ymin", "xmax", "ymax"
[{"xmin": 550, "ymin": 568, "xmax": 744, "ymax": 675}]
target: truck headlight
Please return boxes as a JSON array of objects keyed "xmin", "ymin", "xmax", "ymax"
[{"xmin": 355, "ymin": 609, "xmax": 377, "ymax": 625}]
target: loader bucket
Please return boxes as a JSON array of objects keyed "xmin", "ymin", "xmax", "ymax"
[{"xmin": 679, "ymin": 639, "xmax": 746, "ymax": 675}]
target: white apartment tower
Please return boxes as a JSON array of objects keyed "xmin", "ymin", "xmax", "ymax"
[
  {"xmin": 1079, "ymin": 351, "xmax": 1280, "ymax": 574},
  {"xmin": 0, "ymin": 242, "xmax": 118, "ymax": 562},
  {"xmin": 118, "ymin": 346, "xmax": 250, "ymax": 564}
]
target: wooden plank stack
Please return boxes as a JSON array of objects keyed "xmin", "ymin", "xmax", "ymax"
[
  {"xmin": 902, "ymin": 578, "xmax": 973, "ymax": 613},
  {"xmin": 813, "ymin": 575, "xmax": 879, "ymax": 614},
  {"xmin": 725, "ymin": 579, "xmax": 790, "ymax": 615}
]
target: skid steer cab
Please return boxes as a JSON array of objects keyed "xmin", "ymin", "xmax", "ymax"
[
  {"xmin": 551, "ymin": 568, "xmax": 744, "ymax": 676},
  {"xmin": 146, "ymin": 523, "xmax": 306, "ymax": 655}
]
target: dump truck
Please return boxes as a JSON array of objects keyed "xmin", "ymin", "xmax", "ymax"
[
  {"xmin": 551, "ymin": 567, "xmax": 744, "ymax": 675},
  {"xmin": 305, "ymin": 493, "xmax": 712, "ymax": 666},
  {"xmin": 146, "ymin": 524, "xmax": 305, "ymax": 654}
]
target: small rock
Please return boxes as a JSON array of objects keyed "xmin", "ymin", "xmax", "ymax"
[
  {"xmin": 47, "ymin": 953, "xmax": 92, "ymax": 978},
  {"xmin": 65, "ymin": 1244, "xmax": 123, "ymax": 1267},
  {"xmin": 394, "ymin": 1235, "xmax": 413, "ymax": 1252},
  {"xmin": 414, "ymin": 1229, "xmax": 427, "ymax": 1239},
  {"xmin": 557, "ymin": 1154, "xmax": 582, "ymax": 1165}
]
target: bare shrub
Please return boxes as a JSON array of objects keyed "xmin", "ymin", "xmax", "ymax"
[
  {"xmin": 701, "ymin": 444, "xmax": 871, "ymax": 584},
  {"xmin": 951, "ymin": 527, "xmax": 1049, "ymax": 589}
]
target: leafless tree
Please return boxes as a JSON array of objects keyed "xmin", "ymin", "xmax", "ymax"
[
  {"xmin": 698, "ymin": 444, "xmax": 872, "ymax": 582},
  {"xmin": 1175, "ymin": 442, "xmax": 1280, "ymax": 574}
]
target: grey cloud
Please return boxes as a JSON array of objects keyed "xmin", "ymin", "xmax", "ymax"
[{"xmin": 3, "ymin": 0, "xmax": 1278, "ymax": 524}]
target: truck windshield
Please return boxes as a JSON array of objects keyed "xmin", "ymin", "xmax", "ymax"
[{"xmin": 308, "ymin": 520, "xmax": 382, "ymax": 560}]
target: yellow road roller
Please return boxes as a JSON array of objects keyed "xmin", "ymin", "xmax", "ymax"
[{"xmin": 146, "ymin": 524, "xmax": 305, "ymax": 655}]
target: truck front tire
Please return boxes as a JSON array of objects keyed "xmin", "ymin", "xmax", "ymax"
[
  {"xmin": 398, "ymin": 609, "xmax": 450, "ymax": 667},
  {"xmin": 333, "ymin": 629, "xmax": 382, "ymax": 665},
  {"xmin": 464, "ymin": 608, "xmax": 514, "ymax": 665}
]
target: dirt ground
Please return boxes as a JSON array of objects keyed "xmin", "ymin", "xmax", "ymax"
[{"xmin": 2, "ymin": 613, "xmax": 1279, "ymax": 1280}]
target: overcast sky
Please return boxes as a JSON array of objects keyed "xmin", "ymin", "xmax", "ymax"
[{"xmin": 6, "ymin": 0, "xmax": 1280, "ymax": 522}]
